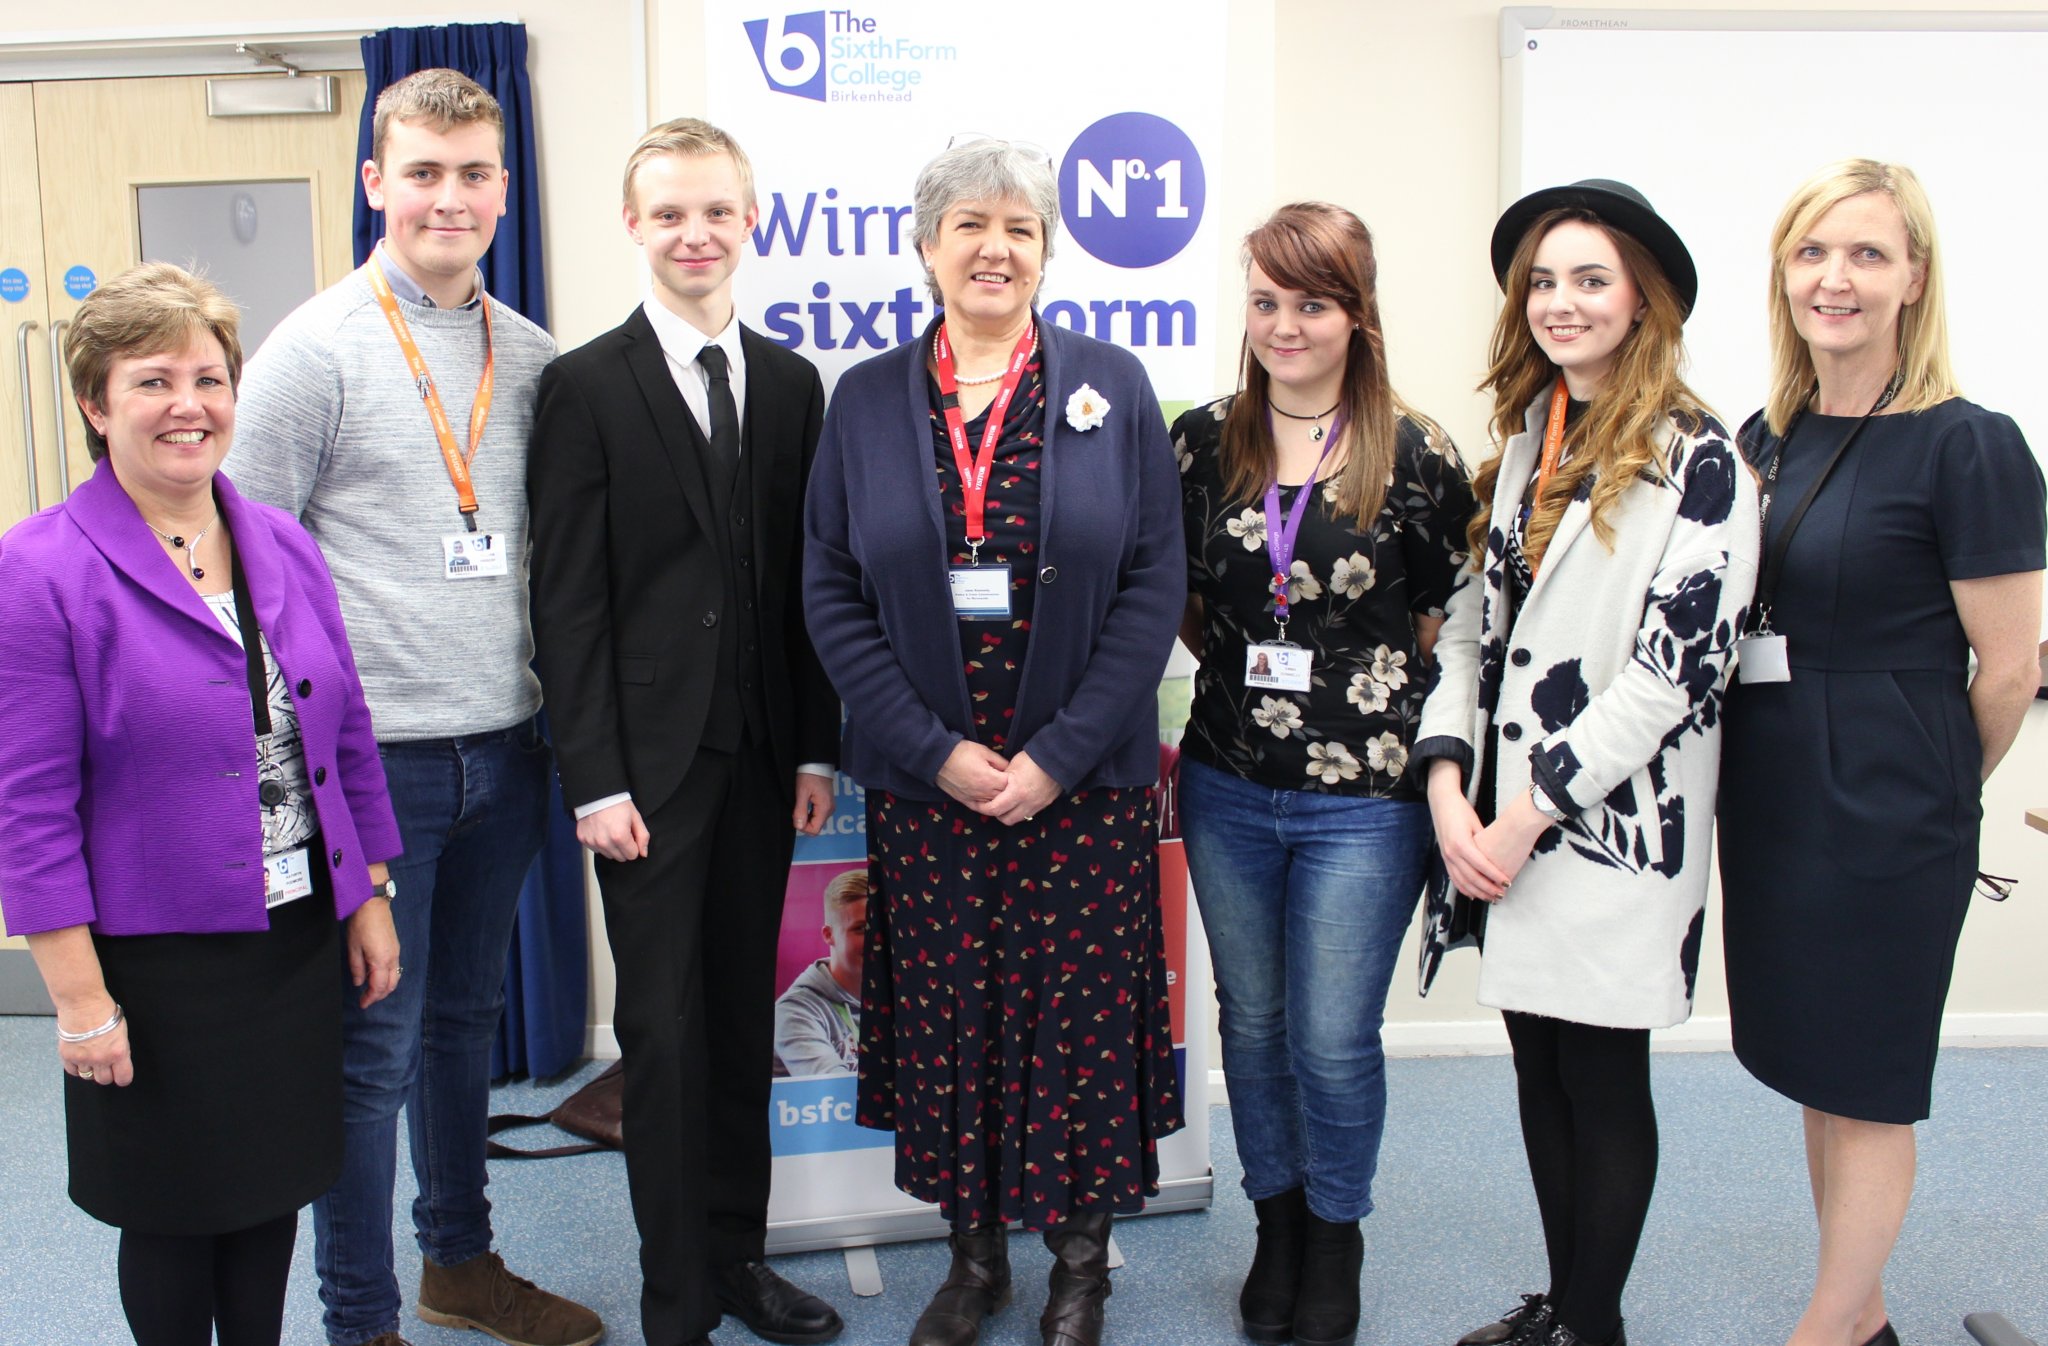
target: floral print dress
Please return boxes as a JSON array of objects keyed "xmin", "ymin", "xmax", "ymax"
[
  {"xmin": 856, "ymin": 352, "xmax": 1184, "ymax": 1231},
  {"xmin": 1176, "ymin": 396, "xmax": 1475, "ymax": 799}
]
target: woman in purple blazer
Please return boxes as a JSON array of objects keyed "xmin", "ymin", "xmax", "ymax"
[
  {"xmin": 803, "ymin": 138, "xmax": 1185, "ymax": 1346},
  {"xmin": 0, "ymin": 264, "xmax": 402, "ymax": 1346}
]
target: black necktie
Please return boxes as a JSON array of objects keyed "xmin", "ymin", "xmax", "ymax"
[{"xmin": 696, "ymin": 345, "xmax": 740, "ymax": 472}]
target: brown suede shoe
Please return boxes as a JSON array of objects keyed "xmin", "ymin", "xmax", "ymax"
[
  {"xmin": 417, "ymin": 1251, "xmax": 604, "ymax": 1346},
  {"xmin": 349, "ymin": 1334, "xmax": 414, "ymax": 1346}
]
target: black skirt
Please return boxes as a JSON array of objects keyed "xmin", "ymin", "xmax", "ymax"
[{"xmin": 67, "ymin": 868, "xmax": 345, "ymax": 1234}]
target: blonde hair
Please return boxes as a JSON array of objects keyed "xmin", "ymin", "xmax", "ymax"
[
  {"xmin": 1763, "ymin": 159, "xmax": 1955, "ymax": 436},
  {"xmin": 622, "ymin": 117, "xmax": 758, "ymax": 212},
  {"xmin": 371, "ymin": 69, "xmax": 504, "ymax": 166},
  {"xmin": 1469, "ymin": 209, "xmax": 1709, "ymax": 569},
  {"xmin": 65, "ymin": 263, "xmax": 242, "ymax": 462},
  {"xmin": 822, "ymin": 870, "xmax": 869, "ymax": 922},
  {"xmin": 1219, "ymin": 203, "xmax": 1443, "ymax": 528}
]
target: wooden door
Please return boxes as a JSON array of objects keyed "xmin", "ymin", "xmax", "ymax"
[{"xmin": 1, "ymin": 83, "xmax": 57, "ymax": 531}]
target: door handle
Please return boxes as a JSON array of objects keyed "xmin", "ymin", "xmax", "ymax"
[
  {"xmin": 49, "ymin": 320, "xmax": 70, "ymax": 500},
  {"xmin": 14, "ymin": 320, "xmax": 38, "ymax": 513}
]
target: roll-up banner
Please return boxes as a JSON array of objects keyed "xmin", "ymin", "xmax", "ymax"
[{"xmin": 701, "ymin": 0, "xmax": 1223, "ymax": 1249}]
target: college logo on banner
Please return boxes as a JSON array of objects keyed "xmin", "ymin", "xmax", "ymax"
[{"xmin": 744, "ymin": 9, "xmax": 959, "ymax": 104}]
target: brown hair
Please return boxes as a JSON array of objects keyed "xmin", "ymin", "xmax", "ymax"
[
  {"xmin": 65, "ymin": 263, "xmax": 242, "ymax": 462},
  {"xmin": 1218, "ymin": 203, "xmax": 1440, "ymax": 527},
  {"xmin": 371, "ymin": 68, "xmax": 504, "ymax": 166},
  {"xmin": 622, "ymin": 117, "xmax": 758, "ymax": 211},
  {"xmin": 1469, "ymin": 209, "xmax": 1708, "ymax": 569},
  {"xmin": 1762, "ymin": 159, "xmax": 1954, "ymax": 435}
]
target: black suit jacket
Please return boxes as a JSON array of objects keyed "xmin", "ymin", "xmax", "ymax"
[{"xmin": 528, "ymin": 306, "xmax": 838, "ymax": 816}]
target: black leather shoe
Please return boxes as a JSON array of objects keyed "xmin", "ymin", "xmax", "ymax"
[
  {"xmin": 1536, "ymin": 1321, "xmax": 1626, "ymax": 1346},
  {"xmin": 911, "ymin": 1224, "xmax": 1012, "ymax": 1346},
  {"xmin": 1040, "ymin": 1212, "xmax": 1113, "ymax": 1346},
  {"xmin": 711, "ymin": 1259, "xmax": 845, "ymax": 1345},
  {"xmin": 1858, "ymin": 1323, "xmax": 1900, "ymax": 1346},
  {"xmin": 1241, "ymin": 1188, "xmax": 1308, "ymax": 1344},
  {"xmin": 1293, "ymin": 1213, "xmax": 1362, "ymax": 1346},
  {"xmin": 1459, "ymin": 1294, "xmax": 1552, "ymax": 1346}
]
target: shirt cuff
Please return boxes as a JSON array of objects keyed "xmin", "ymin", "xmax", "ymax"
[
  {"xmin": 573, "ymin": 791, "xmax": 633, "ymax": 820},
  {"xmin": 797, "ymin": 763, "xmax": 834, "ymax": 780}
]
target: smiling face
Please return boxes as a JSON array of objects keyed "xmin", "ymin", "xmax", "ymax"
[
  {"xmin": 626, "ymin": 149, "xmax": 757, "ymax": 332},
  {"xmin": 362, "ymin": 117, "xmax": 509, "ymax": 302},
  {"xmin": 1245, "ymin": 261, "xmax": 1354, "ymax": 408},
  {"xmin": 1783, "ymin": 190, "xmax": 1925, "ymax": 368},
  {"xmin": 920, "ymin": 197, "xmax": 1044, "ymax": 335},
  {"xmin": 1525, "ymin": 219, "xmax": 1646, "ymax": 398},
  {"xmin": 82, "ymin": 333, "xmax": 235, "ymax": 512}
]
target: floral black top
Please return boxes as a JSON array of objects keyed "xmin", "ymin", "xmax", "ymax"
[{"xmin": 1176, "ymin": 395, "xmax": 1475, "ymax": 797}]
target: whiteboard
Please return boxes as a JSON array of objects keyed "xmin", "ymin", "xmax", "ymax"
[{"xmin": 1501, "ymin": 9, "xmax": 2048, "ymax": 458}]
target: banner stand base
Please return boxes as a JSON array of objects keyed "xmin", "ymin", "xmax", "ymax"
[
  {"xmin": 766, "ymin": 1171, "xmax": 1215, "ymax": 1256},
  {"xmin": 843, "ymin": 1245, "xmax": 884, "ymax": 1297}
]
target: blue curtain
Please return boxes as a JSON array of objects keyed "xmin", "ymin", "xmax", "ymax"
[
  {"xmin": 355, "ymin": 24, "xmax": 584, "ymax": 1079},
  {"xmin": 354, "ymin": 22, "xmax": 548, "ymax": 329}
]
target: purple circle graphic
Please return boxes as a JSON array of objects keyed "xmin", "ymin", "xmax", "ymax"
[{"xmin": 1058, "ymin": 112, "xmax": 1205, "ymax": 269}]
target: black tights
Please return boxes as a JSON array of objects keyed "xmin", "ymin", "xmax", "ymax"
[
  {"xmin": 1502, "ymin": 1011, "xmax": 1657, "ymax": 1346},
  {"xmin": 117, "ymin": 1211, "xmax": 298, "ymax": 1346}
]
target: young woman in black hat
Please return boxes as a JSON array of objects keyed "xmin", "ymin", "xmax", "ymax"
[{"xmin": 1413, "ymin": 181, "xmax": 1760, "ymax": 1346}]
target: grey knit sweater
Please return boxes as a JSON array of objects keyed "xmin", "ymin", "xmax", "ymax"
[{"xmin": 224, "ymin": 264, "xmax": 557, "ymax": 741}]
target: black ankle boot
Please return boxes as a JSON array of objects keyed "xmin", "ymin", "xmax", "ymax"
[
  {"xmin": 1039, "ymin": 1211, "xmax": 1113, "ymax": 1346},
  {"xmin": 910, "ymin": 1224, "xmax": 1011, "ymax": 1346},
  {"xmin": 1292, "ymin": 1212, "xmax": 1363, "ymax": 1346},
  {"xmin": 1240, "ymin": 1188, "xmax": 1308, "ymax": 1344}
]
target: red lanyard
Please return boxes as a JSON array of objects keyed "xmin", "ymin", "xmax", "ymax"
[
  {"xmin": 366, "ymin": 256, "xmax": 495, "ymax": 531},
  {"xmin": 933, "ymin": 321, "xmax": 1035, "ymax": 562}
]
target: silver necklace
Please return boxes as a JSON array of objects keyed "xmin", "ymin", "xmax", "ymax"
[
  {"xmin": 938, "ymin": 328, "xmax": 1041, "ymax": 386},
  {"xmin": 144, "ymin": 509, "xmax": 217, "ymax": 580}
]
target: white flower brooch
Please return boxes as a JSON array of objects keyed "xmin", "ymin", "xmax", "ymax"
[{"xmin": 1064, "ymin": 384, "xmax": 1110, "ymax": 432}]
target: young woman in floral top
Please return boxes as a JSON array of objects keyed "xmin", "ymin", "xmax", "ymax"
[{"xmin": 1174, "ymin": 202, "xmax": 1474, "ymax": 1346}]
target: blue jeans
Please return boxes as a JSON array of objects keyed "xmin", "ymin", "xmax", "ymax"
[
  {"xmin": 314, "ymin": 717, "xmax": 550, "ymax": 1345},
  {"xmin": 1178, "ymin": 756, "xmax": 1429, "ymax": 1222}
]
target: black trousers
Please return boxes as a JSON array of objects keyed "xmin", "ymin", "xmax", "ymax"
[{"xmin": 596, "ymin": 741, "xmax": 794, "ymax": 1346}]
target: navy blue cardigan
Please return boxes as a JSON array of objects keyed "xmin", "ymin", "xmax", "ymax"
[{"xmin": 803, "ymin": 318, "xmax": 1184, "ymax": 801}]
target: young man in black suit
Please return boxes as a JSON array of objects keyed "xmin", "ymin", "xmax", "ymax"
[{"xmin": 527, "ymin": 119, "xmax": 843, "ymax": 1346}]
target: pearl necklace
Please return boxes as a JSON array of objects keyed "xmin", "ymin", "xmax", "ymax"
[
  {"xmin": 938, "ymin": 327, "xmax": 1041, "ymax": 386},
  {"xmin": 144, "ymin": 509, "xmax": 218, "ymax": 580}
]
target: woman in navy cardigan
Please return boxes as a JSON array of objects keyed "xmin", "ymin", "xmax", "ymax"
[
  {"xmin": 0, "ymin": 265, "xmax": 401, "ymax": 1346},
  {"xmin": 803, "ymin": 137, "xmax": 1185, "ymax": 1346}
]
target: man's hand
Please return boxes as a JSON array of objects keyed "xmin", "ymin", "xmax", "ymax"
[
  {"xmin": 793, "ymin": 772, "xmax": 834, "ymax": 836},
  {"xmin": 578, "ymin": 799, "xmax": 651, "ymax": 862}
]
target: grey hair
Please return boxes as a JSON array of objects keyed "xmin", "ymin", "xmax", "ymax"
[{"xmin": 911, "ymin": 138, "xmax": 1060, "ymax": 304}]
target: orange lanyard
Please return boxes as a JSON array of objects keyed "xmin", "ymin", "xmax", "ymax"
[
  {"xmin": 1523, "ymin": 377, "xmax": 1573, "ymax": 577},
  {"xmin": 366, "ymin": 257, "xmax": 495, "ymax": 531}
]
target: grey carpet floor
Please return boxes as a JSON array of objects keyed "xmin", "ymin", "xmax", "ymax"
[{"xmin": 1, "ymin": 1017, "xmax": 2040, "ymax": 1345}]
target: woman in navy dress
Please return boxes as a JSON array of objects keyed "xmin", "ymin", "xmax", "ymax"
[
  {"xmin": 1719, "ymin": 160, "xmax": 2044, "ymax": 1346},
  {"xmin": 804, "ymin": 137, "xmax": 1184, "ymax": 1346}
]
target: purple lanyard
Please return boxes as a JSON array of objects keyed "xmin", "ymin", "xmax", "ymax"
[{"xmin": 1261, "ymin": 411, "xmax": 1344, "ymax": 630}]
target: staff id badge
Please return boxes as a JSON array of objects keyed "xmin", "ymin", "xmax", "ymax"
[
  {"xmin": 949, "ymin": 564, "xmax": 1013, "ymax": 620},
  {"xmin": 1246, "ymin": 642, "xmax": 1313, "ymax": 692},
  {"xmin": 442, "ymin": 532, "xmax": 508, "ymax": 580},
  {"xmin": 1735, "ymin": 633, "xmax": 1791, "ymax": 684},
  {"xmin": 264, "ymin": 847, "xmax": 315, "ymax": 908}
]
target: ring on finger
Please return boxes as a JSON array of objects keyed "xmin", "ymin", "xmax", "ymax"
[{"xmin": 79, "ymin": 1066, "xmax": 94, "ymax": 1081}]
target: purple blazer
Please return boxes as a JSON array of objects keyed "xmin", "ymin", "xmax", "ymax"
[{"xmin": 0, "ymin": 461, "xmax": 401, "ymax": 937}]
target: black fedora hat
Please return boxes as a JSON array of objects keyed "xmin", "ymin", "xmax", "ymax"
[{"xmin": 1490, "ymin": 178, "xmax": 1698, "ymax": 317}]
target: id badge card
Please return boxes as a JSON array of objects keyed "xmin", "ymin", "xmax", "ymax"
[
  {"xmin": 1735, "ymin": 633, "xmax": 1791, "ymax": 684},
  {"xmin": 949, "ymin": 564, "xmax": 1013, "ymax": 620},
  {"xmin": 442, "ymin": 532, "xmax": 508, "ymax": 580},
  {"xmin": 1246, "ymin": 642, "xmax": 1313, "ymax": 692},
  {"xmin": 264, "ymin": 847, "xmax": 315, "ymax": 908}
]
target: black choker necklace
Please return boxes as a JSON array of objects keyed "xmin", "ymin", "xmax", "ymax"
[{"xmin": 1272, "ymin": 401, "xmax": 1340, "ymax": 441}]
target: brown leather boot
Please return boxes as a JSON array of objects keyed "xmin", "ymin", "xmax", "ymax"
[
  {"xmin": 1039, "ymin": 1212, "xmax": 1112, "ymax": 1346},
  {"xmin": 910, "ymin": 1224, "xmax": 1012, "ymax": 1346},
  {"xmin": 416, "ymin": 1250, "xmax": 604, "ymax": 1346}
]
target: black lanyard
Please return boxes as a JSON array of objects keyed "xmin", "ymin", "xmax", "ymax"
[
  {"xmin": 1750, "ymin": 374, "xmax": 1899, "ymax": 632},
  {"xmin": 227, "ymin": 541, "xmax": 273, "ymax": 738}
]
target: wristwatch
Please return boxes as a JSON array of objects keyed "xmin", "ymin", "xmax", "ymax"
[
  {"xmin": 1529, "ymin": 784, "xmax": 1571, "ymax": 823},
  {"xmin": 369, "ymin": 878, "xmax": 399, "ymax": 901}
]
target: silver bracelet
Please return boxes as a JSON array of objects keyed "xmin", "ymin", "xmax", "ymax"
[{"xmin": 56, "ymin": 1004, "xmax": 123, "ymax": 1044}]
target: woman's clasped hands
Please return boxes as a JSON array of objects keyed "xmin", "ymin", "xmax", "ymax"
[{"xmin": 937, "ymin": 740, "xmax": 1063, "ymax": 827}]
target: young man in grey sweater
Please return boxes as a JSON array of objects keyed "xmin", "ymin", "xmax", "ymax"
[{"xmin": 223, "ymin": 70, "xmax": 601, "ymax": 1346}]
